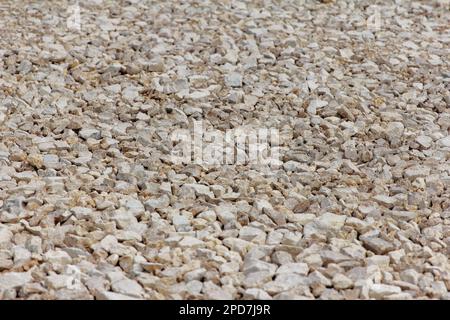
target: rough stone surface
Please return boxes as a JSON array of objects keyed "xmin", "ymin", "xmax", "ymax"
[{"xmin": 0, "ymin": 0, "xmax": 448, "ymax": 300}]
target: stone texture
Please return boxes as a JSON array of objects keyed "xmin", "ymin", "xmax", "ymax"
[{"xmin": 0, "ymin": 0, "xmax": 448, "ymax": 301}]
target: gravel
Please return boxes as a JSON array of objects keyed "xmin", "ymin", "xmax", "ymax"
[{"xmin": 0, "ymin": 0, "xmax": 449, "ymax": 300}]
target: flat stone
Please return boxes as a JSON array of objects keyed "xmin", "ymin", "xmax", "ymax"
[
  {"xmin": 415, "ymin": 135, "xmax": 432, "ymax": 148},
  {"xmin": 276, "ymin": 263, "xmax": 309, "ymax": 276},
  {"xmin": 404, "ymin": 166, "xmax": 431, "ymax": 179},
  {"xmin": 225, "ymin": 72, "xmax": 243, "ymax": 87},
  {"xmin": 369, "ymin": 284, "xmax": 401, "ymax": 299},
  {"xmin": 44, "ymin": 250, "xmax": 72, "ymax": 265},
  {"xmin": 144, "ymin": 195, "xmax": 170, "ymax": 210},
  {"xmin": 111, "ymin": 278, "xmax": 145, "ymax": 298},
  {"xmin": 79, "ymin": 128, "xmax": 101, "ymax": 140},
  {"xmin": 389, "ymin": 211, "xmax": 417, "ymax": 221},
  {"xmin": 0, "ymin": 272, "xmax": 33, "ymax": 291},
  {"xmin": 361, "ymin": 237, "xmax": 395, "ymax": 255},
  {"xmin": 178, "ymin": 236, "xmax": 205, "ymax": 248},
  {"xmin": 372, "ymin": 195, "xmax": 397, "ymax": 208}
]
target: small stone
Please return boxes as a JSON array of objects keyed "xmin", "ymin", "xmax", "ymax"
[
  {"xmin": 388, "ymin": 249, "xmax": 405, "ymax": 265},
  {"xmin": 0, "ymin": 272, "xmax": 33, "ymax": 291},
  {"xmin": 385, "ymin": 122, "xmax": 404, "ymax": 144},
  {"xmin": 239, "ymin": 226, "xmax": 266, "ymax": 242},
  {"xmin": 369, "ymin": 284, "xmax": 401, "ymax": 299},
  {"xmin": 147, "ymin": 59, "xmax": 165, "ymax": 72},
  {"xmin": 366, "ymin": 255, "xmax": 390, "ymax": 268},
  {"xmin": 308, "ymin": 270, "xmax": 332, "ymax": 287},
  {"xmin": 415, "ymin": 135, "xmax": 432, "ymax": 148},
  {"xmin": 337, "ymin": 106, "xmax": 355, "ymax": 121},
  {"xmin": 0, "ymin": 226, "xmax": 13, "ymax": 248},
  {"xmin": 404, "ymin": 166, "xmax": 431, "ymax": 179},
  {"xmin": 304, "ymin": 213, "xmax": 346, "ymax": 238},
  {"xmin": 79, "ymin": 128, "xmax": 101, "ymax": 140},
  {"xmin": 400, "ymin": 269, "xmax": 421, "ymax": 285},
  {"xmin": 45, "ymin": 274, "xmax": 73, "ymax": 290},
  {"xmin": 385, "ymin": 292, "xmax": 413, "ymax": 300},
  {"xmin": 0, "ymin": 250, "xmax": 13, "ymax": 270},
  {"xmin": 44, "ymin": 250, "xmax": 72, "ymax": 265},
  {"xmin": 183, "ymin": 183, "xmax": 214, "ymax": 198},
  {"xmin": 307, "ymin": 99, "xmax": 328, "ymax": 115},
  {"xmin": 120, "ymin": 199, "xmax": 142, "ymax": 216},
  {"xmin": 178, "ymin": 236, "xmax": 204, "ymax": 248},
  {"xmin": 188, "ymin": 90, "xmax": 210, "ymax": 100},
  {"xmin": 219, "ymin": 262, "xmax": 240, "ymax": 275},
  {"xmin": 144, "ymin": 195, "xmax": 170, "ymax": 210},
  {"xmin": 43, "ymin": 154, "xmax": 59, "ymax": 168},
  {"xmin": 18, "ymin": 60, "xmax": 32, "ymax": 74},
  {"xmin": 264, "ymin": 273, "xmax": 309, "ymax": 294},
  {"xmin": 111, "ymin": 278, "xmax": 145, "ymax": 298},
  {"xmin": 372, "ymin": 195, "xmax": 397, "ymax": 208},
  {"xmin": 203, "ymin": 281, "xmax": 233, "ymax": 300},
  {"xmin": 12, "ymin": 246, "xmax": 31, "ymax": 267},
  {"xmin": 425, "ymin": 281, "xmax": 447, "ymax": 298},
  {"xmin": 361, "ymin": 237, "xmax": 395, "ymax": 255},
  {"xmin": 95, "ymin": 291, "xmax": 140, "ymax": 300},
  {"xmin": 70, "ymin": 207, "xmax": 93, "ymax": 220},
  {"xmin": 438, "ymin": 136, "xmax": 450, "ymax": 147},
  {"xmin": 99, "ymin": 235, "xmax": 129, "ymax": 256},
  {"xmin": 389, "ymin": 211, "xmax": 417, "ymax": 221},
  {"xmin": 332, "ymin": 274, "xmax": 354, "ymax": 290},
  {"xmin": 276, "ymin": 263, "xmax": 309, "ymax": 276},
  {"xmin": 225, "ymin": 72, "xmax": 243, "ymax": 87},
  {"xmin": 172, "ymin": 215, "xmax": 191, "ymax": 232},
  {"xmin": 215, "ymin": 203, "xmax": 237, "ymax": 225},
  {"xmin": 27, "ymin": 154, "xmax": 43, "ymax": 169},
  {"xmin": 243, "ymin": 288, "xmax": 272, "ymax": 300}
]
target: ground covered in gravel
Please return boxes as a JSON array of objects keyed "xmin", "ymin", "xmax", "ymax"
[{"xmin": 0, "ymin": 0, "xmax": 449, "ymax": 300}]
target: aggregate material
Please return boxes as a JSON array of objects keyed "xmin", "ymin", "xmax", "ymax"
[{"xmin": 0, "ymin": 0, "xmax": 449, "ymax": 300}]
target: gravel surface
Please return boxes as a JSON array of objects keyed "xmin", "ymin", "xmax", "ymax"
[{"xmin": 0, "ymin": 0, "xmax": 449, "ymax": 300}]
